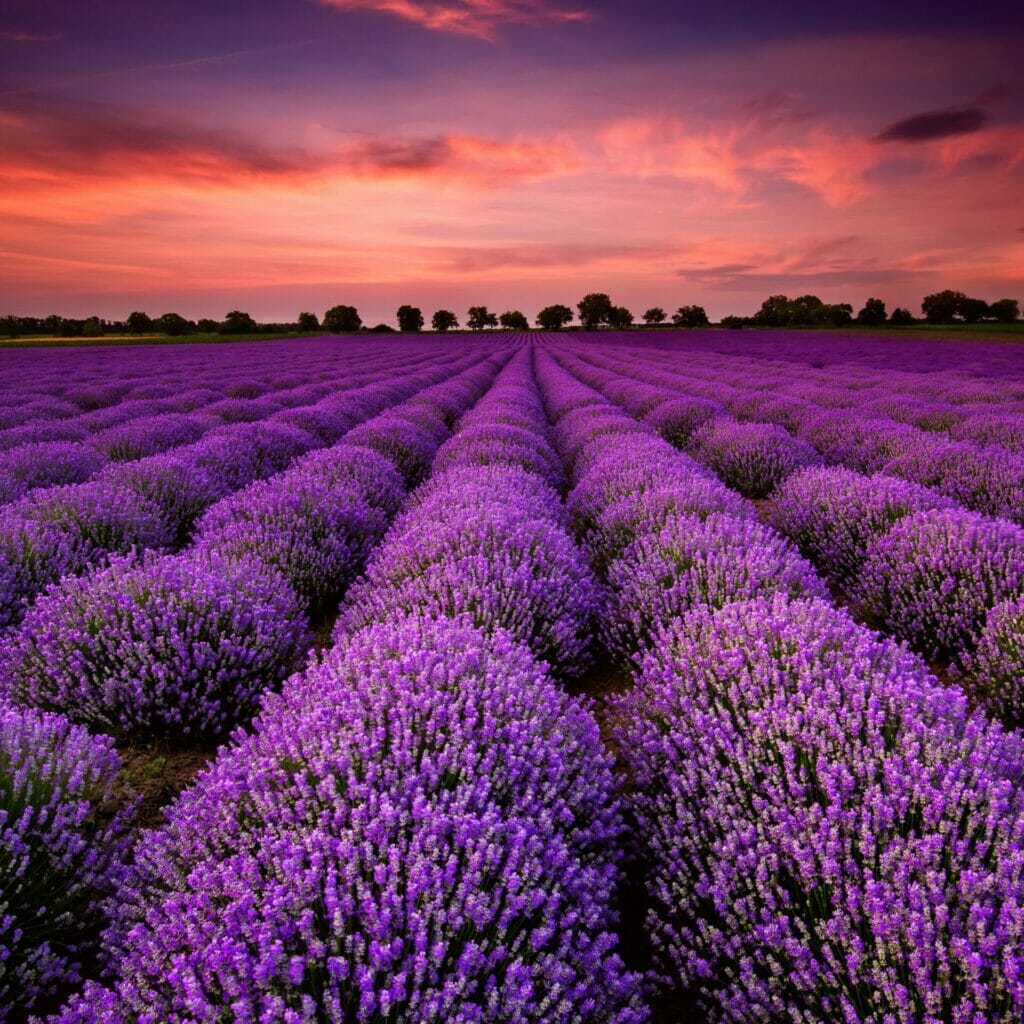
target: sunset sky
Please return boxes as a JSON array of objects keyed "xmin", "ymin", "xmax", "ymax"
[{"xmin": 2, "ymin": 0, "xmax": 1022, "ymax": 323}]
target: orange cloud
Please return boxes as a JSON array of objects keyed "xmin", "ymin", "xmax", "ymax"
[{"xmin": 318, "ymin": 0, "xmax": 589, "ymax": 40}]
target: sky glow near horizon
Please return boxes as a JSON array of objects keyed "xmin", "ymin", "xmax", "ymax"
[{"xmin": 1, "ymin": 0, "xmax": 1022, "ymax": 322}]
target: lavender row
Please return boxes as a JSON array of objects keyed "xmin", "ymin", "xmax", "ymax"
[
  {"xmin": 0, "ymin": 337, "xmax": 418, "ymax": 432},
  {"xmin": 0, "ymin": 349, "xmax": 476, "ymax": 636},
  {"xmin": 0, "ymin": 348, "xmax": 444, "ymax": 508},
  {"xmin": 569, "ymin": 341, "xmax": 1024, "ymax": 523},
  {"xmin": 536, "ymin": 350, "xmax": 1024, "ymax": 1024},
  {"xmin": 0, "ymin": 354, "xmax": 502, "ymax": 745},
  {"xmin": 553, "ymin": 345, "xmax": 1024, "ymax": 720},
  {"xmin": 0, "ymin": 353, "xmax": 505, "ymax": 1021},
  {"xmin": 52, "ymin": 351, "xmax": 642, "ymax": 1022}
]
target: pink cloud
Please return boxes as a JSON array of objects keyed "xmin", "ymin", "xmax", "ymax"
[
  {"xmin": 0, "ymin": 28, "xmax": 60, "ymax": 43},
  {"xmin": 318, "ymin": 0, "xmax": 589, "ymax": 40}
]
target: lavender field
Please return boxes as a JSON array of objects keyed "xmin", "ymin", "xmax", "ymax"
[{"xmin": 2, "ymin": 331, "xmax": 1023, "ymax": 1024}]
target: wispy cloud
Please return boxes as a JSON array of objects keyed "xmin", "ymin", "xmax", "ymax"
[
  {"xmin": 0, "ymin": 28, "xmax": 60, "ymax": 43},
  {"xmin": 318, "ymin": 0, "xmax": 589, "ymax": 40},
  {"xmin": 877, "ymin": 106, "xmax": 988, "ymax": 143}
]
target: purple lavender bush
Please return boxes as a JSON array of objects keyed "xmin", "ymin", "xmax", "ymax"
[
  {"xmin": 602, "ymin": 512, "xmax": 827, "ymax": 661},
  {"xmin": 643, "ymin": 396, "xmax": 721, "ymax": 446},
  {"xmin": 967, "ymin": 596, "xmax": 1024, "ymax": 728},
  {"xmin": 99, "ymin": 454, "xmax": 221, "ymax": 548},
  {"xmin": 0, "ymin": 442, "xmax": 108, "ymax": 505},
  {"xmin": 7, "ymin": 481, "xmax": 172, "ymax": 568},
  {"xmin": 0, "ymin": 520, "xmax": 76, "ymax": 634},
  {"xmin": 345, "ymin": 414, "xmax": 443, "ymax": 486},
  {"xmin": 616, "ymin": 595, "xmax": 1024, "ymax": 1024},
  {"xmin": 338, "ymin": 503, "xmax": 598, "ymax": 678},
  {"xmin": 0, "ymin": 705, "xmax": 132, "ymax": 1020},
  {"xmin": 56, "ymin": 616, "xmax": 643, "ymax": 1023},
  {"xmin": 195, "ymin": 473, "xmax": 388, "ymax": 611},
  {"xmin": 770, "ymin": 466, "xmax": 954, "ymax": 590},
  {"xmin": 856, "ymin": 509, "xmax": 1024, "ymax": 660},
  {"xmin": 3, "ymin": 552, "xmax": 308, "ymax": 740},
  {"xmin": 91, "ymin": 413, "xmax": 210, "ymax": 462},
  {"xmin": 689, "ymin": 418, "xmax": 822, "ymax": 498}
]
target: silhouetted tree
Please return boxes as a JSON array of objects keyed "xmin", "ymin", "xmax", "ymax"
[
  {"xmin": 856, "ymin": 298, "xmax": 887, "ymax": 325},
  {"xmin": 432, "ymin": 309, "xmax": 459, "ymax": 332},
  {"xmin": 673, "ymin": 305, "xmax": 710, "ymax": 327},
  {"xmin": 921, "ymin": 290, "xmax": 966, "ymax": 323},
  {"xmin": 720, "ymin": 315, "xmax": 746, "ymax": 329},
  {"xmin": 196, "ymin": 319, "xmax": 220, "ymax": 333},
  {"xmin": 642, "ymin": 307, "xmax": 667, "ymax": 325},
  {"xmin": 753, "ymin": 294, "xmax": 792, "ymax": 327},
  {"xmin": 1, "ymin": 315, "xmax": 19, "ymax": 338},
  {"xmin": 959, "ymin": 297, "xmax": 990, "ymax": 324},
  {"xmin": 397, "ymin": 305, "xmax": 424, "ymax": 332},
  {"xmin": 889, "ymin": 307, "xmax": 915, "ymax": 325},
  {"xmin": 221, "ymin": 310, "xmax": 257, "ymax": 334},
  {"xmin": 577, "ymin": 293, "xmax": 614, "ymax": 330},
  {"xmin": 297, "ymin": 312, "xmax": 320, "ymax": 332},
  {"xmin": 990, "ymin": 298, "xmax": 1020, "ymax": 323},
  {"xmin": 536, "ymin": 304, "xmax": 573, "ymax": 330},
  {"xmin": 126, "ymin": 311, "xmax": 152, "ymax": 334},
  {"xmin": 467, "ymin": 306, "xmax": 498, "ymax": 331},
  {"xmin": 44, "ymin": 315, "xmax": 62, "ymax": 334},
  {"xmin": 368, "ymin": 323, "xmax": 396, "ymax": 333},
  {"xmin": 82, "ymin": 317, "xmax": 104, "ymax": 337},
  {"xmin": 824, "ymin": 302, "xmax": 854, "ymax": 326},
  {"xmin": 498, "ymin": 310, "xmax": 529, "ymax": 330},
  {"xmin": 323, "ymin": 305, "xmax": 362, "ymax": 333},
  {"xmin": 607, "ymin": 306, "xmax": 634, "ymax": 329},
  {"xmin": 157, "ymin": 313, "xmax": 190, "ymax": 336}
]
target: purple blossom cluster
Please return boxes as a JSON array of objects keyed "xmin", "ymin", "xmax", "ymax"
[
  {"xmin": 194, "ymin": 448, "xmax": 400, "ymax": 611},
  {"xmin": 770, "ymin": 465, "xmax": 955, "ymax": 590},
  {"xmin": 91, "ymin": 412, "xmax": 213, "ymax": 462},
  {"xmin": 687, "ymin": 417, "xmax": 823, "ymax": 498},
  {"xmin": 0, "ymin": 442, "xmax": 109, "ymax": 506},
  {"xmin": 969, "ymin": 596, "xmax": 1024, "ymax": 727},
  {"xmin": 2, "ymin": 551, "xmax": 310, "ymax": 740},
  {"xmin": 602, "ymin": 511, "xmax": 826, "ymax": 661},
  {"xmin": 0, "ymin": 703, "xmax": 132, "ymax": 1019},
  {"xmin": 57, "ymin": 616, "xmax": 641, "ymax": 1023},
  {"xmin": 855, "ymin": 508, "xmax": 1024, "ymax": 660},
  {"xmin": 340, "ymin": 354, "xmax": 597, "ymax": 677},
  {"xmin": 616, "ymin": 595, "xmax": 1024, "ymax": 1024}
]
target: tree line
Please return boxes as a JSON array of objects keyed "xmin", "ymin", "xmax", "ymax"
[{"xmin": 2, "ymin": 290, "xmax": 1019, "ymax": 339}]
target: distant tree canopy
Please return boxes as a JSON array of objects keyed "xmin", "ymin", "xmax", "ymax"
[
  {"xmin": 577, "ymin": 293, "xmax": 614, "ymax": 330},
  {"xmin": 196, "ymin": 318, "xmax": 220, "ymax": 333},
  {"xmin": 607, "ymin": 306, "xmax": 634, "ymax": 329},
  {"xmin": 752, "ymin": 294, "xmax": 853, "ymax": 328},
  {"xmin": 397, "ymin": 305, "xmax": 424, "ymax": 332},
  {"xmin": 919, "ymin": 289, "xmax": 998, "ymax": 324},
  {"xmin": 642, "ymin": 307, "xmax": 667, "ymax": 325},
  {"xmin": 82, "ymin": 317, "xmax": 104, "ymax": 337},
  {"xmin": 220, "ymin": 310, "xmax": 257, "ymax": 334},
  {"xmin": 536, "ymin": 304, "xmax": 573, "ymax": 330},
  {"xmin": 432, "ymin": 309, "xmax": 459, "ymax": 332},
  {"xmin": 126, "ymin": 311, "xmax": 153, "ymax": 334},
  {"xmin": 157, "ymin": 312, "xmax": 190, "ymax": 336},
  {"xmin": 856, "ymin": 298, "xmax": 887, "ymax": 326},
  {"xmin": 672, "ymin": 305, "xmax": 710, "ymax": 327},
  {"xmin": 368, "ymin": 323, "xmax": 396, "ymax": 334},
  {"xmin": 323, "ymin": 305, "xmax": 362, "ymax": 333},
  {"xmin": 499, "ymin": 310, "xmax": 529, "ymax": 330},
  {"xmin": 990, "ymin": 298, "xmax": 1021, "ymax": 323},
  {"xmin": 467, "ymin": 306, "xmax": 498, "ymax": 331},
  {"xmin": 889, "ymin": 307, "xmax": 915, "ymax": 325},
  {"xmin": 297, "ymin": 311, "xmax": 320, "ymax": 332}
]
